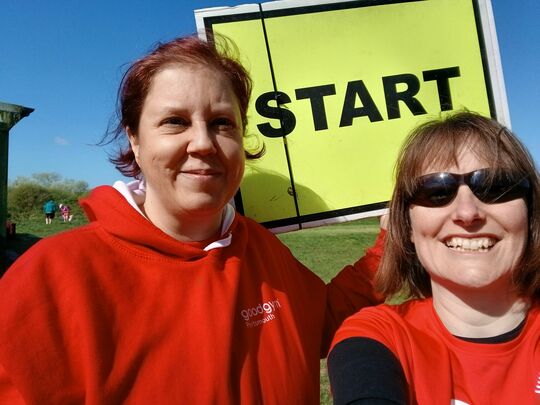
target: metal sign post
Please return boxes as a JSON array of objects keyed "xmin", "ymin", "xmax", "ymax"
[{"xmin": 0, "ymin": 102, "xmax": 33, "ymax": 255}]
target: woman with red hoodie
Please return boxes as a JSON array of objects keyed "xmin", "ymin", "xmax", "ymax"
[{"xmin": 0, "ymin": 35, "xmax": 384, "ymax": 404}]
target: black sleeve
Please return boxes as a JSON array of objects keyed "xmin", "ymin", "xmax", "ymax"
[{"xmin": 328, "ymin": 337, "xmax": 408, "ymax": 405}]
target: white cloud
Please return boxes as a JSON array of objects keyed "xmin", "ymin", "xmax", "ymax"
[{"xmin": 54, "ymin": 136, "xmax": 69, "ymax": 146}]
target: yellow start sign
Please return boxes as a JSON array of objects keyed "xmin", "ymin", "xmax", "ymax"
[{"xmin": 195, "ymin": 0, "xmax": 508, "ymax": 232}]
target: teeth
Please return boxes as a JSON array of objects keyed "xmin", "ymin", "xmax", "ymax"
[{"xmin": 445, "ymin": 237, "xmax": 495, "ymax": 252}]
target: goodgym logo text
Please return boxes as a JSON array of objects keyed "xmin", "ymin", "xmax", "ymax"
[{"xmin": 240, "ymin": 298, "xmax": 281, "ymax": 328}]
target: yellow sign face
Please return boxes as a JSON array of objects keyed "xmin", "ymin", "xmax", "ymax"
[{"xmin": 195, "ymin": 0, "xmax": 507, "ymax": 232}]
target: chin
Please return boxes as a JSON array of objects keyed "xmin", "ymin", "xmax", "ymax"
[
  {"xmin": 180, "ymin": 198, "xmax": 228, "ymax": 215},
  {"xmin": 451, "ymin": 274, "xmax": 510, "ymax": 291}
]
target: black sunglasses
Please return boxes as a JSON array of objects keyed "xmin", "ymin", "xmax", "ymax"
[{"xmin": 409, "ymin": 168, "xmax": 530, "ymax": 207}]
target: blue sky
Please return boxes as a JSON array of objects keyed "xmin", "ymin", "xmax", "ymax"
[{"xmin": 2, "ymin": 0, "xmax": 539, "ymax": 188}]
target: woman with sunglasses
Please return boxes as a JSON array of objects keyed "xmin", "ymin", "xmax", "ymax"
[{"xmin": 328, "ymin": 111, "xmax": 540, "ymax": 404}]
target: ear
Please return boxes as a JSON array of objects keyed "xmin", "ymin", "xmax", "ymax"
[{"xmin": 126, "ymin": 127, "xmax": 140, "ymax": 163}]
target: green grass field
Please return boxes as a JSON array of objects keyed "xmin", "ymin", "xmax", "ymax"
[
  {"xmin": 4, "ymin": 215, "xmax": 380, "ymax": 404},
  {"xmin": 277, "ymin": 218, "xmax": 380, "ymax": 404}
]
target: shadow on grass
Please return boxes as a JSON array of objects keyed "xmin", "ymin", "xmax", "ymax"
[{"xmin": 2, "ymin": 233, "xmax": 42, "ymax": 275}]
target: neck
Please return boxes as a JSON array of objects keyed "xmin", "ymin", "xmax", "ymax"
[
  {"xmin": 142, "ymin": 197, "xmax": 224, "ymax": 243},
  {"xmin": 431, "ymin": 282, "xmax": 529, "ymax": 339}
]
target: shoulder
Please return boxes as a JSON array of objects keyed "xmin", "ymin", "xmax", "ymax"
[
  {"xmin": 331, "ymin": 299, "xmax": 433, "ymax": 347},
  {"xmin": 234, "ymin": 213, "xmax": 289, "ymax": 249},
  {"xmin": 236, "ymin": 213, "xmax": 275, "ymax": 235},
  {"xmin": 526, "ymin": 303, "xmax": 540, "ymax": 330},
  {"xmin": 232, "ymin": 212, "xmax": 324, "ymax": 285},
  {"xmin": 347, "ymin": 298, "xmax": 430, "ymax": 321},
  {"xmin": 0, "ymin": 224, "xmax": 109, "ymax": 329},
  {"xmin": 3, "ymin": 224, "xmax": 102, "ymax": 282}
]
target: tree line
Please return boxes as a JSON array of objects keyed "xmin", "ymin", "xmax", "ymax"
[{"xmin": 7, "ymin": 173, "xmax": 90, "ymax": 222}]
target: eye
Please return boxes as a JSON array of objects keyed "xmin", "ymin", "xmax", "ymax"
[
  {"xmin": 161, "ymin": 116, "xmax": 189, "ymax": 128},
  {"xmin": 426, "ymin": 190, "xmax": 453, "ymax": 205},
  {"xmin": 211, "ymin": 117, "xmax": 236, "ymax": 132},
  {"xmin": 412, "ymin": 182, "xmax": 455, "ymax": 207}
]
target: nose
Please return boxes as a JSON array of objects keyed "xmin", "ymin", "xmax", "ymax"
[
  {"xmin": 186, "ymin": 122, "xmax": 217, "ymax": 155},
  {"xmin": 450, "ymin": 185, "xmax": 485, "ymax": 226}
]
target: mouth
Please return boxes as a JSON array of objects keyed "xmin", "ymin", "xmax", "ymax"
[
  {"xmin": 444, "ymin": 236, "xmax": 497, "ymax": 252},
  {"xmin": 181, "ymin": 169, "xmax": 221, "ymax": 176}
]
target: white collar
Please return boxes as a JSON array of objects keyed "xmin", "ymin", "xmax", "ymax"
[{"xmin": 112, "ymin": 179, "xmax": 234, "ymax": 251}]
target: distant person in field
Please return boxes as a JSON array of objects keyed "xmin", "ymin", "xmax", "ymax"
[
  {"xmin": 0, "ymin": 34, "xmax": 385, "ymax": 404},
  {"xmin": 43, "ymin": 199, "xmax": 56, "ymax": 224},
  {"xmin": 59, "ymin": 203, "xmax": 72, "ymax": 222}
]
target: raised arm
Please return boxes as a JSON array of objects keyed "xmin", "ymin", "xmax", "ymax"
[{"xmin": 321, "ymin": 225, "xmax": 386, "ymax": 354}]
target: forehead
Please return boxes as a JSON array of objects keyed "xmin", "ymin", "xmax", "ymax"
[
  {"xmin": 413, "ymin": 125, "xmax": 519, "ymax": 176},
  {"xmin": 422, "ymin": 145, "xmax": 489, "ymax": 175},
  {"xmin": 144, "ymin": 64, "xmax": 239, "ymax": 110},
  {"xmin": 149, "ymin": 63, "xmax": 230, "ymax": 91}
]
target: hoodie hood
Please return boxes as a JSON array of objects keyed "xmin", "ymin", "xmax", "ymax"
[{"xmin": 79, "ymin": 185, "xmax": 236, "ymax": 260}]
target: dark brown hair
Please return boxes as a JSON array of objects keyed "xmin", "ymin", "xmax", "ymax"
[
  {"xmin": 106, "ymin": 34, "xmax": 262, "ymax": 178},
  {"xmin": 377, "ymin": 111, "xmax": 540, "ymax": 300}
]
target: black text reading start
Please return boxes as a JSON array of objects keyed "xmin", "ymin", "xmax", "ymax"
[{"xmin": 256, "ymin": 66, "xmax": 462, "ymax": 137}]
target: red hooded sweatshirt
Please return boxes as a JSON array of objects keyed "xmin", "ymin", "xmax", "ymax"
[{"xmin": 0, "ymin": 185, "xmax": 383, "ymax": 404}]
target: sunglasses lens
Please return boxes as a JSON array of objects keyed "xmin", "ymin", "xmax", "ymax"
[
  {"xmin": 411, "ymin": 173, "xmax": 457, "ymax": 207},
  {"xmin": 467, "ymin": 169, "xmax": 492, "ymax": 200},
  {"xmin": 471, "ymin": 170, "xmax": 530, "ymax": 203}
]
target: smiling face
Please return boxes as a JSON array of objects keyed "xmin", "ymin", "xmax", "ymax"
[
  {"xmin": 409, "ymin": 147, "xmax": 528, "ymax": 293},
  {"xmin": 128, "ymin": 64, "xmax": 245, "ymax": 239}
]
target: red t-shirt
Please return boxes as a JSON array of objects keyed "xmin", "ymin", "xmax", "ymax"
[{"xmin": 332, "ymin": 299, "xmax": 540, "ymax": 404}]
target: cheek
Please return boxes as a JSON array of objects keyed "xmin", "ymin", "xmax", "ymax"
[
  {"xmin": 409, "ymin": 206, "xmax": 442, "ymax": 245},
  {"xmin": 236, "ymin": 156, "xmax": 245, "ymax": 179},
  {"xmin": 222, "ymin": 137, "xmax": 245, "ymax": 167},
  {"xmin": 409, "ymin": 207, "xmax": 423, "ymax": 244},
  {"xmin": 502, "ymin": 201, "xmax": 529, "ymax": 252},
  {"xmin": 408, "ymin": 220, "xmax": 437, "ymax": 273},
  {"xmin": 140, "ymin": 139, "xmax": 186, "ymax": 169},
  {"xmin": 230, "ymin": 150, "xmax": 245, "ymax": 187}
]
